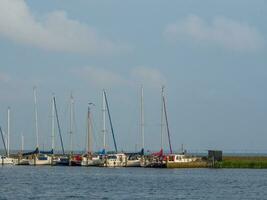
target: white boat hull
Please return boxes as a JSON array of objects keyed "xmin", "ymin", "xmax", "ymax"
[
  {"xmin": 81, "ymin": 158, "xmax": 103, "ymax": 166},
  {"xmin": 126, "ymin": 159, "xmax": 141, "ymax": 167},
  {"xmin": 167, "ymin": 154, "xmax": 198, "ymax": 163},
  {"xmin": 29, "ymin": 155, "xmax": 52, "ymax": 165},
  {"xmin": 0, "ymin": 156, "xmax": 16, "ymax": 165},
  {"xmin": 104, "ymin": 154, "xmax": 127, "ymax": 167}
]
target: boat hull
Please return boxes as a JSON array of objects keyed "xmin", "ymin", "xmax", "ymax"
[
  {"xmin": 81, "ymin": 158, "xmax": 103, "ymax": 166},
  {"xmin": 29, "ymin": 155, "xmax": 52, "ymax": 165},
  {"xmin": 0, "ymin": 156, "xmax": 16, "ymax": 165},
  {"xmin": 126, "ymin": 159, "xmax": 141, "ymax": 167}
]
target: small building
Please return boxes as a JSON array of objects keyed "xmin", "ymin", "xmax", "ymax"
[{"xmin": 208, "ymin": 150, "xmax": 222, "ymax": 162}]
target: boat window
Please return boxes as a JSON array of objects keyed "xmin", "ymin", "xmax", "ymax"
[
  {"xmin": 176, "ymin": 156, "xmax": 181, "ymax": 160},
  {"xmin": 38, "ymin": 155, "xmax": 48, "ymax": 160},
  {"xmin": 169, "ymin": 156, "xmax": 174, "ymax": 161},
  {"xmin": 107, "ymin": 155, "xmax": 117, "ymax": 159}
]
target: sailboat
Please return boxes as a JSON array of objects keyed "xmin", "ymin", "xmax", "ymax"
[
  {"xmin": 162, "ymin": 90, "xmax": 198, "ymax": 165},
  {"xmin": 65, "ymin": 94, "xmax": 83, "ymax": 166},
  {"xmin": 29, "ymin": 87, "xmax": 53, "ymax": 165},
  {"xmin": 126, "ymin": 86, "xmax": 145, "ymax": 167},
  {"xmin": 150, "ymin": 86, "xmax": 197, "ymax": 167},
  {"xmin": 100, "ymin": 90, "xmax": 127, "ymax": 167},
  {"xmin": 0, "ymin": 110, "xmax": 16, "ymax": 165},
  {"xmin": 17, "ymin": 134, "xmax": 30, "ymax": 165},
  {"xmin": 53, "ymin": 95, "xmax": 70, "ymax": 166},
  {"xmin": 144, "ymin": 86, "xmax": 170, "ymax": 168},
  {"xmin": 81, "ymin": 103, "xmax": 103, "ymax": 166}
]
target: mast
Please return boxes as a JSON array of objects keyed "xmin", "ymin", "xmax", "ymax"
[
  {"xmin": 160, "ymin": 86, "xmax": 164, "ymax": 150},
  {"xmin": 51, "ymin": 94, "xmax": 55, "ymax": 151},
  {"xmin": 102, "ymin": 90, "xmax": 107, "ymax": 151},
  {"xmin": 21, "ymin": 133, "xmax": 24, "ymax": 153},
  {"xmin": 140, "ymin": 86, "xmax": 145, "ymax": 150},
  {"xmin": 163, "ymin": 94, "xmax": 173, "ymax": 154},
  {"xmin": 69, "ymin": 93, "xmax": 74, "ymax": 154},
  {"xmin": 103, "ymin": 90, "xmax": 118, "ymax": 153},
  {"xmin": 53, "ymin": 96, "xmax": 65, "ymax": 155},
  {"xmin": 7, "ymin": 107, "xmax": 10, "ymax": 157},
  {"xmin": 87, "ymin": 103, "xmax": 94, "ymax": 154},
  {"xmin": 33, "ymin": 87, "xmax": 39, "ymax": 148}
]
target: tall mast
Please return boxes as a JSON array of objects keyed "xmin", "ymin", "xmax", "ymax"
[
  {"xmin": 70, "ymin": 93, "xmax": 74, "ymax": 154},
  {"xmin": 7, "ymin": 107, "xmax": 10, "ymax": 157},
  {"xmin": 160, "ymin": 86, "xmax": 164, "ymax": 150},
  {"xmin": 21, "ymin": 133, "xmax": 24, "ymax": 153},
  {"xmin": 140, "ymin": 86, "xmax": 145, "ymax": 150},
  {"xmin": 102, "ymin": 90, "xmax": 107, "ymax": 151},
  {"xmin": 33, "ymin": 86, "xmax": 39, "ymax": 148},
  {"xmin": 51, "ymin": 94, "xmax": 55, "ymax": 151},
  {"xmin": 87, "ymin": 103, "xmax": 94, "ymax": 154}
]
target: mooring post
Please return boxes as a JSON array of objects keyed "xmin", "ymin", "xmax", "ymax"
[{"xmin": 34, "ymin": 154, "xmax": 36, "ymax": 166}]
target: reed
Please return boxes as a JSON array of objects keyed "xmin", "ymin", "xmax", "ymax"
[{"xmin": 215, "ymin": 156, "xmax": 267, "ymax": 169}]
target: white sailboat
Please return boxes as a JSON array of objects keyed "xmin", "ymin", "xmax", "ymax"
[
  {"xmin": 167, "ymin": 153, "xmax": 198, "ymax": 163},
  {"xmin": 0, "ymin": 156, "xmax": 15, "ymax": 165},
  {"xmin": 81, "ymin": 103, "xmax": 103, "ymax": 166},
  {"xmin": 0, "ymin": 107, "xmax": 16, "ymax": 165},
  {"xmin": 126, "ymin": 86, "xmax": 144, "ymax": 167},
  {"xmin": 28, "ymin": 154, "xmax": 52, "ymax": 165},
  {"xmin": 18, "ymin": 134, "xmax": 30, "ymax": 165},
  {"xmin": 162, "ymin": 87, "xmax": 197, "ymax": 165},
  {"xmin": 105, "ymin": 153, "xmax": 127, "ymax": 167},
  {"xmin": 100, "ymin": 90, "xmax": 128, "ymax": 167},
  {"xmin": 29, "ymin": 87, "xmax": 52, "ymax": 165}
]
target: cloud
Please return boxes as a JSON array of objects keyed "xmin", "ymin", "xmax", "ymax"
[
  {"xmin": 73, "ymin": 67, "xmax": 128, "ymax": 88},
  {"xmin": 0, "ymin": 0, "xmax": 126, "ymax": 55},
  {"xmin": 73, "ymin": 66, "xmax": 166, "ymax": 89},
  {"xmin": 130, "ymin": 66, "xmax": 166, "ymax": 88},
  {"xmin": 164, "ymin": 15, "xmax": 265, "ymax": 52}
]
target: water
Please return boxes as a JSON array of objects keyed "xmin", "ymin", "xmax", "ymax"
[{"xmin": 1, "ymin": 166, "xmax": 267, "ymax": 199}]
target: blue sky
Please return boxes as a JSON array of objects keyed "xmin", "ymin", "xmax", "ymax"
[{"xmin": 0, "ymin": 0, "xmax": 267, "ymax": 153}]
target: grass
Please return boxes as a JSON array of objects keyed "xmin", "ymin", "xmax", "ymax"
[
  {"xmin": 214, "ymin": 156, "xmax": 267, "ymax": 169},
  {"xmin": 167, "ymin": 161, "xmax": 208, "ymax": 168}
]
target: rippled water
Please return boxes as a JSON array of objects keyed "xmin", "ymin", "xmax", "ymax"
[{"xmin": 1, "ymin": 166, "xmax": 267, "ymax": 199}]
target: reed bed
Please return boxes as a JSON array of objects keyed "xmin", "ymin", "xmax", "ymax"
[{"xmin": 215, "ymin": 156, "xmax": 267, "ymax": 169}]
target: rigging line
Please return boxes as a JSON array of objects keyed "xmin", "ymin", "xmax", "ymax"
[
  {"xmin": 163, "ymin": 96, "xmax": 173, "ymax": 154},
  {"xmin": 53, "ymin": 96, "xmax": 65, "ymax": 155},
  {"xmin": 0, "ymin": 126, "xmax": 8, "ymax": 156},
  {"xmin": 103, "ymin": 90, "xmax": 118, "ymax": 153}
]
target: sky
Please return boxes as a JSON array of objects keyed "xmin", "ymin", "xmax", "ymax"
[{"xmin": 0, "ymin": 0, "xmax": 267, "ymax": 153}]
